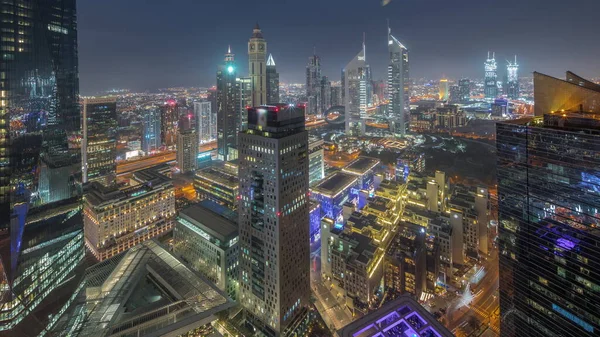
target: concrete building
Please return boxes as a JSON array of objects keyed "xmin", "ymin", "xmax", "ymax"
[
  {"xmin": 248, "ymin": 24, "xmax": 267, "ymax": 107},
  {"xmin": 194, "ymin": 101, "xmax": 214, "ymax": 144},
  {"xmin": 176, "ymin": 128, "xmax": 198, "ymax": 173},
  {"xmin": 174, "ymin": 200, "xmax": 239, "ymax": 299},
  {"xmin": 82, "ymin": 97, "xmax": 118, "ymax": 186},
  {"xmin": 308, "ymin": 137, "xmax": 325, "ymax": 185},
  {"xmin": 83, "ymin": 166, "xmax": 176, "ymax": 261},
  {"xmin": 342, "ymin": 156, "xmax": 381, "ymax": 191},
  {"xmin": 194, "ymin": 162, "xmax": 239, "ymax": 209},
  {"xmin": 311, "ymin": 172, "xmax": 359, "ymax": 222}
]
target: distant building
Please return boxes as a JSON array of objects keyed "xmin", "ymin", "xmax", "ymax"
[
  {"xmin": 459, "ymin": 78, "xmax": 471, "ymax": 102},
  {"xmin": 306, "ymin": 54, "xmax": 321, "ymax": 115},
  {"xmin": 506, "ymin": 56, "xmax": 519, "ymax": 99},
  {"xmin": 266, "ymin": 53, "xmax": 280, "ymax": 104},
  {"xmin": 308, "ymin": 137, "xmax": 325, "ymax": 185},
  {"xmin": 237, "ymin": 76, "xmax": 252, "ymax": 131},
  {"xmin": 141, "ymin": 107, "xmax": 161, "ymax": 155},
  {"xmin": 344, "ymin": 42, "xmax": 371, "ymax": 135},
  {"xmin": 177, "ymin": 128, "xmax": 198, "ymax": 173},
  {"xmin": 161, "ymin": 99, "xmax": 178, "ymax": 147},
  {"xmin": 174, "ymin": 201, "xmax": 239, "ymax": 299},
  {"xmin": 387, "ymin": 25, "xmax": 410, "ymax": 136},
  {"xmin": 484, "ymin": 52, "xmax": 498, "ymax": 99},
  {"xmin": 331, "ymin": 84, "xmax": 342, "ymax": 106},
  {"xmin": 321, "ymin": 76, "xmax": 332, "ymax": 113},
  {"xmin": 438, "ymin": 78, "xmax": 449, "ymax": 101},
  {"xmin": 449, "ymin": 85, "xmax": 460, "ymax": 103},
  {"xmin": 491, "ymin": 98, "xmax": 509, "ymax": 118},
  {"xmin": 83, "ymin": 167, "xmax": 175, "ymax": 261},
  {"xmin": 194, "ymin": 162, "xmax": 239, "ymax": 209},
  {"xmin": 217, "ymin": 47, "xmax": 239, "ymax": 161},
  {"xmin": 82, "ymin": 97, "xmax": 118, "ymax": 186},
  {"xmin": 248, "ymin": 24, "xmax": 267, "ymax": 107},
  {"xmin": 194, "ymin": 101, "xmax": 213, "ymax": 144}
]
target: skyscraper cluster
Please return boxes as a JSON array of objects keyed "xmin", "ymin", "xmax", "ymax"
[{"xmin": 485, "ymin": 51, "xmax": 520, "ymax": 99}]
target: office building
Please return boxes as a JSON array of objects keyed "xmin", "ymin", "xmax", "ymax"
[
  {"xmin": 308, "ymin": 137, "xmax": 325, "ymax": 185},
  {"xmin": 238, "ymin": 104, "xmax": 310, "ymax": 336},
  {"xmin": 306, "ymin": 53, "xmax": 322, "ymax": 116},
  {"xmin": 248, "ymin": 24, "xmax": 267, "ymax": 107},
  {"xmin": 237, "ymin": 76, "xmax": 252, "ymax": 131},
  {"xmin": 321, "ymin": 76, "xmax": 332, "ymax": 114},
  {"xmin": 161, "ymin": 99, "xmax": 178, "ymax": 148},
  {"xmin": 506, "ymin": 56, "xmax": 520, "ymax": 99},
  {"xmin": 174, "ymin": 200, "xmax": 239, "ymax": 299},
  {"xmin": 484, "ymin": 52, "xmax": 498, "ymax": 99},
  {"xmin": 331, "ymin": 84, "xmax": 342, "ymax": 106},
  {"xmin": 459, "ymin": 78, "xmax": 471, "ymax": 102},
  {"xmin": 387, "ymin": 25, "xmax": 410, "ymax": 136},
  {"xmin": 396, "ymin": 151, "xmax": 425, "ymax": 182},
  {"xmin": 311, "ymin": 172, "xmax": 359, "ymax": 222},
  {"xmin": 141, "ymin": 107, "xmax": 162, "ymax": 155},
  {"xmin": 344, "ymin": 41, "xmax": 371, "ymax": 135},
  {"xmin": 342, "ymin": 156, "xmax": 381, "ymax": 191},
  {"xmin": 337, "ymin": 295, "xmax": 454, "ymax": 337},
  {"xmin": 194, "ymin": 162, "xmax": 239, "ymax": 209},
  {"xmin": 266, "ymin": 54, "xmax": 280, "ymax": 104},
  {"xmin": 194, "ymin": 101, "xmax": 214, "ymax": 144},
  {"xmin": 82, "ymin": 97, "xmax": 118, "ymax": 186},
  {"xmin": 534, "ymin": 71, "xmax": 600, "ymax": 116},
  {"xmin": 177, "ymin": 128, "xmax": 198, "ymax": 173},
  {"xmin": 438, "ymin": 78, "xmax": 449, "ymax": 101},
  {"xmin": 497, "ymin": 72, "xmax": 600, "ymax": 336},
  {"xmin": 83, "ymin": 166, "xmax": 176, "ymax": 261},
  {"xmin": 51, "ymin": 240, "xmax": 234, "ymax": 337},
  {"xmin": 0, "ymin": 0, "xmax": 85, "ymax": 333},
  {"xmin": 449, "ymin": 85, "xmax": 460, "ymax": 104},
  {"xmin": 217, "ymin": 47, "xmax": 239, "ymax": 161}
]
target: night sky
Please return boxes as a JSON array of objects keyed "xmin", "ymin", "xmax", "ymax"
[{"xmin": 78, "ymin": 0, "xmax": 600, "ymax": 95}]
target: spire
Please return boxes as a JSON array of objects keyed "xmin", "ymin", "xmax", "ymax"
[
  {"xmin": 228, "ymin": 45, "xmax": 231, "ymax": 54},
  {"xmin": 251, "ymin": 23, "xmax": 263, "ymax": 38},
  {"xmin": 267, "ymin": 53, "xmax": 275, "ymax": 67},
  {"xmin": 254, "ymin": 22, "xmax": 260, "ymax": 30},
  {"xmin": 363, "ymin": 32, "xmax": 366, "ymax": 61},
  {"xmin": 387, "ymin": 19, "xmax": 391, "ymax": 36}
]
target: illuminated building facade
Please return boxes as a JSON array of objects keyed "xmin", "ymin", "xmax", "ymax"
[
  {"xmin": 438, "ymin": 78, "xmax": 449, "ymax": 101},
  {"xmin": 306, "ymin": 54, "xmax": 321, "ymax": 116},
  {"xmin": 309, "ymin": 201, "xmax": 321, "ymax": 243},
  {"xmin": 83, "ymin": 167, "xmax": 175, "ymax": 261},
  {"xmin": 459, "ymin": 78, "xmax": 471, "ymax": 102},
  {"xmin": 534, "ymin": 71, "xmax": 600, "ymax": 116},
  {"xmin": 217, "ymin": 47, "xmax": 239, "ymax": 161},
  {"xmin": 321, "ymin": 76, "xmax": 332, "ymax": 113},
  {"xmin": 342, "ymin": 156, "xmax": 381, "ymax": 190},
  {"xmin": 344, "ymin": 42, "xmax": 371, "ymax": 135},
  {"xmin": 238, "ymin": 104, "xmax": 310, "ymax": 336},
  {"xmin": 141, "ymin": 107, "xmax": 161, "ymax": 155},
  {"xmin": 497, "ymin": 109, "xmax": 600, "ymax": 336},
  {"xmin": 266, "ymin": 54, "xmax": 280, "ymax": 104},
  {"xmin": 237, "ymin": 76, "xmax": 252, "ymax": 130},
  {"xmin": 0, "ymin": 0, "xmax": 85, "ymax": 333},
  {"xmin": 506, "ymin": 56, "xmax": 519, "ymax": 99},
  {"xmin": 161, "ymin": 99, "xmax": 178, "ymax": 148},
  {"xmin": 82, "ymin": 97, "xmax": 117, "ymax": 186},
  {"xmin": 248, "ymin": 24, "xmax": 267, "ymax": 107},
  {"xmin": 308, "ymin": 137, "xmax": 325, "ymax": 185},
  {"xmin": 311, "ymin": 172, "xmax": 359, "ymax": 222},
  {"xmin": 396, "ymin": 151, "xmax": 425, "ymax": 182},
  {"xmin": 176, "ymin": 128, "xmax": 198, "ymax": 173},
  {"xmin": 385, "ymin": 222, "xmax": 426, "ymax": 299},
  {"xmin": 484, "ymin": 52, "xmax": 498, "ymax": 99},
  {"xmin": 194, "ymin": 162, "xmax": 239, "ymax": 209},
  {"xmin": 194, "ymin": 101, "xmax": 214, "ymax": 144},
  {"xmin": 387, "ymin": 26, "xmax": 410, "ymax": 136},
  {"xmin": 174, "ymin": 201, "xmax": 239, "ymax": 299}
]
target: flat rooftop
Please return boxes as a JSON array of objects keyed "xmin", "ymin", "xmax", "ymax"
[
  {"xmin": 347, "ymin": 212, "xmax": 383, "ymax": 232},
  {"xmin": 179, "ymin": 201, "xmax": 238, "ymax": 241},
  {"xmin": 195, "ymin": 162, "xmax": 238, "ymax": 188},
  {"xmin": 343, "ymin": 156, "xmax": 380, "ymax": 176},
  {"xmin": 338, "ymin": 295, "xmax": 453, "ymax": 337},
  {"xmin": 311, "ymin": 172, "xmax": 357, "ymax": 197}
]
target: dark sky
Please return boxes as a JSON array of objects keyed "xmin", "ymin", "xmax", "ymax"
[{"xmin": 78, "ymin": 0, "xmax": 600, "ymax": 95}]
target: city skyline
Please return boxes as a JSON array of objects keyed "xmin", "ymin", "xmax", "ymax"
[{"xmin": 78, "ymin": 0, "xmax": 600, "ymax": 94}]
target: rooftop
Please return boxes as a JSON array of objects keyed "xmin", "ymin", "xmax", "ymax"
[
  {"xmin": 311, "ymin": 172, "xmax": 358, "ymax": 198},
  {"xmin": 338, "ymin": 295, "xmax": 453, "ymax": 337},
  {"xmin": 347, "ymin": 212, "xmax": 383, "ymax": 233},
  {"xmin": 195, "ymin": 162, "xmax": 239, "ymax": 188},
  {"xmin": 343, "ymin": 156, "xmax": 380, "ymax": 176},
  {"xmin": 179, "ymin": 201, "xmax": 238, "ymax": 241}
]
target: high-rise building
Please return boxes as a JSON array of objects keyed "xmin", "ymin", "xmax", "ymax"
[
  {"xmin": 238, "ymin": 104, "xmax": 310, "ymax": 336},
  {"xmin": 484, "ymin": 52, "xmax": 498, "ymax": 99},
  {"xmin": 387, "ymin": 25, "xmax": 410, "ymax": 136},
  {"xmin": 344, "ymin": 41, "xmax": 371, "ymax": 135},
  {"xmin": 308, "ymin": 137, "xmax": 325, "ymax": 185},
  {"xmin": 506, "ymin": 56, "xmax": 519, "ymax": 99},
  {"xmin": 248, "ymin": 24, "xmax": 267, "ymax": 107},
  {"xmin": 194, "ymin": 101, "xmax": 213, "ymax": 144},
  {"xmin": 331, "ymin": 84, "xmax": 342, "ymax": 106},
  {"xmin": 237, "ymin": 76, "xmax": 252, "ymax": 131},
  {"xmin": 497, "ymin": 72, "xmax": 600, "ymax": 337},
  {"xmin": 266, "ymin": 54, "xmax": 280, "ymax": 104},
  {"xmin": 0, "ymin": 1, "xmax": 85, "ymax": 332},
  {"xmin": 142, "ymin": 107, "xmax": 162, "ymax": 155},
  {"xmin": 82, "ymin": 97, "xmax": 118, "ymax": 186},
  {"xmin": 161, "ymin": 99, "xmax": 178, "ymax": 148},
  {"xmin": 534, "ymin": 71, "xmax": 600, "ymax": 116},
  {"xmin": 320, "ymin": 76, "xmax": 332, "ymax": 114},
  {"xmin": 438, "ymin": 78, "xmax": 449, "ymax": 101},
  {"xmin": 217, "ymin": 47, "xmax": 239, "ymax": 161},
  {"xmin": 458, "ymin": 78, "xmax": 471, "ymax": 102},
  {"xmin": 306, "ymin": 53, "xmax": 322, "ymax": 115},
  {"xmin": 177, "ymin": 128, "xmax": 198, "ymax": 173}
]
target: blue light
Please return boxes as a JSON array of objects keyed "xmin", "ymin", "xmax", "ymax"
[{"xmin": 227, "ymin": 66, "xmax": 234, "ymax": 73}]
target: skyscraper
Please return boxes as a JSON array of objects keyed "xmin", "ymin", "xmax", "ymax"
[
  {"xmin": 506, "ymin": 56, "xmax": 520, "ymax": 99},
  {"xmin": 497, "ymin": 72, "xmax": 600, "ymax": 337},
  {"xmin": 177, "ymin": 128, "xmax": 198, "ymax": 173},
  {"xmin": 484, "ymin": 52, "xmax": 498, "ymax": 99},
  {"xmin": 344, "ymin": 41, "xmax": 370, "ymax": 135},
  {"xmin": 306, "ymin": 53, "xmax": 321, "ymax": 116},
  {"xmin": 237, "ymin": 76, "xmax": 252, "ymax": 131},
  {"xmin": 217, "ymin": 47, "xmax": 239, "ymax": 161},
  {"xmin": 142, "ymin": 107, "xmax": 162, "ymax": 155},
  {"xmin": 438, "ymin": 78, "xmax": 449, "ymax": 101},
  {"xmin": 458, "ymin": 78, "xmax": 471, "ymax": 102},
  {"xmin": 194, "ymin": 101, "xmax": 213, "ymax": 144},
  {"xmin": 238, "ymin": 104, "xmax": 310, "ymax": 336},
  {"xmin": 0, "ymin": 0, "xmax": 85, "ymax": 334},
  {"xmin": 161, "ymin": 99, "xmax": 178, "ymax": 148},
  {"xmin": 321, "ymin": 76, "xmax": 332, "ymax": 113},
  {"xmin": 82, "ymin": 97, "xmax": 118, "ymax": 186},
  {"xmin": 248, "ymin": 24, "xmax": 267, "ymax": 107},
  {"xmin": 266, "ymin": 54, "xmax": 280, "ymax": 104},
  {"xmin": 387, "ymin": 25, "xmax": 409, "ymax": 136}
]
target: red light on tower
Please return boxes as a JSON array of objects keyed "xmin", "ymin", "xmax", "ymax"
[{"xmin": 277, "ymin": 211, "xmax": 281, "ymax": 217}]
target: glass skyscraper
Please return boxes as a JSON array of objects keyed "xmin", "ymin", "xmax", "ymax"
[
  {"xmin": 387, "ymin": 26, "xmax": 409, "ymax": 136},
  {"xmin": 497, "ymin": 72, "xmax": 600, "ymax": 337},
  {"xmin": 141, "ymin": 106, "xmax": 162, "ymax": 154},
  {"xmin": 266, "ymin": 53, "xmax": 279, "ymax": 104},
  {"xmin": 344, "ymin": 42, "xmax": 370, "ymax": 136},
  {"xmin": 82, "ymin": 97, "xmax": 117, "ymax": 186},
  {"xmin": 0, "ymin": 0, "xmax": 84, "ymax": 334},
  {"xmin": 217, "ymin": 47, "xmax": 239, "ymax": 161}
]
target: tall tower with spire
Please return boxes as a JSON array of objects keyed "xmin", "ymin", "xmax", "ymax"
[
  {"xmin": 248, "ymin": 23, "xmax": 267, "ymax": 107},
  {"xmin": 344, "ymin": 38, "xmax": 370, "ymax": 135},
  {"xmin": 506, "ymin": 55, "xmax": 519, "ymax": 99},
  {"xmin": 387, "ymin": 22, "xmax": 409, "ymax": 136},
  {"xmin": 266, "ymin": 53, "xmax": 280, "ymax": 104},
  {"xmin": 484, "ymin": 51, "xmax": 498, "ymax": 99},
  {"xmin": 217, "ymin": 46, "xmax": 239, "ymax": 161},
  {"xmin": 306, "ymin": 50, "xmax": 321, "ymax": 115}
]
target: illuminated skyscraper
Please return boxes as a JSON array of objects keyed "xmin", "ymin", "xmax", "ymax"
[
  {"xmin": 458, "ymin": 78, "xmax": 471, "ymax": 102},
  {"xmin": 484, "ymin": 52, "xmax": 498, "ymax": 99},
  {"xmin": 142, "ymin": 107, "xmax": 162, "ymax": 155},
  {"xmin": 321, "ymin": 76, "xmax": 332, "ymax": 113},
  {"xmin": 177, "ymin": 128, "xmax": 198, "ymax": 173},
  {"xmin": 0, "ymin": 0, "xmax": 85, "ymax": 334},
  {"xmin": 217, "ymin": 47, "xmax": 239, "ymax": 161},
  {"xmin": 238, "ymin": 105, "xmax": 311, "ymax": 336},
  {"xmin": 266, "ymin": 54, "xmax": 280, "ymax": 104},
  {"xmin": 438, "ymin": 78, "xmax": 449, "ymax": 101},
  {"xmin": 344, "ymin": 40, "xmax": 370, "ymax": 135},
  {"xmin": 194, "ymin": 101, "xmax": 213, "ymax": 144},
  {"xmin": 161, "ymin": 99, "xmax": 178, "ymax": 148},
  {"xmin": 497, "ymin": 72, "xmax": 600, "ymax": 337},
  {"xmin": 82, "ymin": 97, "xmax": 118, "ymax": 186},
  {"xmin": 387, "ymin": 25, "xmax": 409, "ymax": 136},
  {"xmin": 306, "ymin": 53, "xmax": 321, "ymax": 115},
  {"xmin": 248, "ymin": 24, "xmax": 267, "ymax": 107},
  {"xmin": 237, "ymin": 76, "xmax": 252, "ymax": 131},
  {"xmin": 506, "ymin": 56, "xmax": 520, "ymax": 99}
]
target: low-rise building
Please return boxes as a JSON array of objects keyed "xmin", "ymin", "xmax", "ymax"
[
  {"xmin": 385, "ymin": 222, "xmax": 427, "ymax": 299},
  {"xmin": 311, "ymin": 172, "xmax": 358, "ymax": 222},
  {"xmin": 194, "ymin": 162, "xmax": 239, "ymax": 209},
  {"xmin": 342, "ymin": 156, "xmax": 380, "ymax": 191}
]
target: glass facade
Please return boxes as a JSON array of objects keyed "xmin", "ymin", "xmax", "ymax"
[
  {"xmin": 497, "ymin": 115, "xmax": 600, "ymax": 337},
  {"xmin": 217, "ymin": 48, "xmax": 239, "ymax": 162},
  {"xmin": 82, "ymin": 98, "xmax": 117, "ymax": 185},
  {"xmin": 141, "ymin": 106, "xmax": 161, "ymax": 154},
  {"xmin": 344, "ymin": 44, "xmax": 370, "ymax": 136},
  {"xmin": 0, "ymin": 0, "xmax": 84, "ymax": 333}
]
